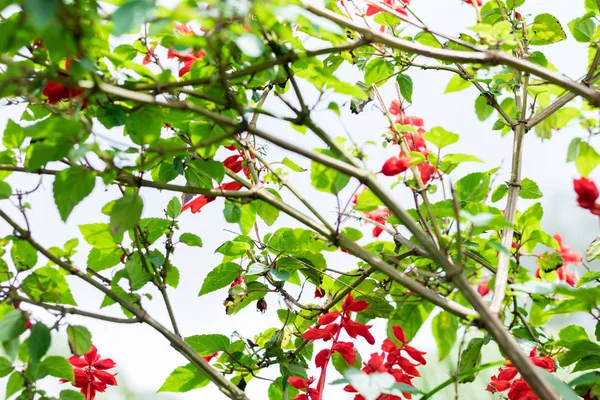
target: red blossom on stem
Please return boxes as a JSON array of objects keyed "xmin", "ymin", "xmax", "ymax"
[
  {"xmin": 462, "ymin": 0, "xmax": 483, "ymax": 6},
  {"xmin": 366, "ymin": 0, "xmax": 410, "ymax": 17},
  {"xmin": 535, "ymin": 234, "xmax": 580, "ymax": 286},
  {"xmin": 477, "ymin": 280, "xmax": 491, "ymax": 296},
  {"xmin": 60, "ymin": 345, "xmax": 117, "ymax": 400},
  {"xmin": 363, "ymin": 207, "xmax": 391, "ymax": 237},
  {"xmin": 181, "ymin": 181, "xmax": 244, "ymax": 214},
  {"xmin": 381, "ymin": 155, "xmax": 413, "ymax": 176},
  {"xmin": 288, "ymin": 376, "xmax": 320, "ymax": 400},
  {"xmin": 345, "ymin": 325, "xmax": 425, "ymax": 400},
  {"xmin": 573, "ymin": 177, "xmax": 600, "ymax": 215},
  {"xmin": 487, "ymin": 348, "xmax": 555, "ymax": 400}
]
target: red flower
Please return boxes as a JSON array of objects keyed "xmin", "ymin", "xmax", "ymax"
[
  {"xmin": 389, "ymin": 100, "xmax": 401, "ymax": 116},
  {"xmin": 288, "ymin": 376, "xmax": 320, "ymax": 400},
  {"xmin": 573, "ymin": 177, "xmax": 600, "ymax": 215},
  {"xmin": 173, "ymin": 22, "xmax": 194, "ymax": 35},
  {"xmin": 202, "ymin": 352, "xmax": 218, "ymax": 362},
  {"xmin": 181, "ymin": 181, "xmax": 243, "ymax": 213},
  {"xmin": 487, "ymin": 348, "xmax": 555, "ymax": 400},
  {"xmin": 60, "ymin": 346, "xmax": 117, "ymax": 400},
  {"xmin": 343, "ymin": 318, "xmax": 375, "ymax": 345},
  {"xmin": 314, "ymin": 287, "xmax": 326, "ymax": 298},
  {"xmin": 167, "ymin": 48, "xmax": 205, "ymax": 77},
  {"xmin": 405, "ymin": 130, "xmax": 428, "ymax": 156},
  {"xmin": 553, "ymin": 234, "xmax": 582, "ymax": 266},
  {"xmin": 417, "ymin": 162, "xmax": 435, "ymax": 185},
  {"xmin": 462, "ymin": 0, "xmax": 483, "ymax": 6},
  {"xmin": 342, "ymin": 294, "xmax": 369, "ymax": 313},
  {"xmin": 230, "ymin": 276, "xmax": 244, "ymax": 287},
  {"xmin": 42, "ymin": 81, "xmax": 87, "ymax": 107},
  {"xmin": 143, "ymin": 44, "xmax": 155, "ymax": 65},
  {"xmin": 363, "ymin": 207, "xmax": 390, "ymax": 237},
  {"xmin": 332, "ymin": 341, "xmax": 357, "ymax": 365},
  {"xmin": 366, "ymin": 0, "xmax": 409, "ymax": 17},
  {"xmin": 381, "ymin": 155, "xmax": 412, "ymax": 176},
  {"xmin": 477, "ymin": 280, "xmax": 490, "ymax": 296},
  {"xmin": 224, "ymin": 155, "xmax": 244, "ymax": 173}
]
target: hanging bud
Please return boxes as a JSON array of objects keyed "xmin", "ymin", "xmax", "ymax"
[{"xmin": 257, "ymin": 298, "xmax": 267, "ymax": 313}]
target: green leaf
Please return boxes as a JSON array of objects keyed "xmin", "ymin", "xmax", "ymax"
[
  {"xmin": 530, "ymin": 13, "xmax": 567, "ymax": 45},
  {"xmin": 568, "ymin": 15, "xmax": 596, "ymax": 42},
  {"xmin": 0, "ymin": 182, "xmax": 11, "ymax": 199},
  {"xmin": 53, "ymin": 167, "xmax": 96, "ymax": 222},
  {"xmin": 184, "ymin": 334, "xmax": 230, "ymax": 355},
  {"xmin": 475, "ymin": 95, "xmax": 494, "ymax": 121},
  {"xmin": 282, "ymin": 157, "xmax": 305, "ymax": 172},
  {"xmin": 109, "ymin": 194, "xmax": 143, "ymax": 236},
  {"xmin": 87, "ymin": 248, "xmax": 121, "ymax": 272},
  {"xmin": 10, "ymin": 240, "xmax": 37, "ymax": 271},
  {"xmin": 519, "ymin": 178, "xmax": 543, "ymax": 199},
  {"xmin": 0, "ymin": 312, "xmax": 25, "ymax": 343},
  {"xmin": 396, "ymin": 74, "xmax": 413, "ymax": 103},
  {"xmin": 5, "ymin": 371, "xmax": 24, "ymax": 399},
  {"xmin": 536, "ymin": 367, "xmax": 580, "ymax": 400},
  {"xmin": 2, "ymin": 120, "xmax": 24, "ymax": 149},
  {"xmin": 59, "ymin": 390, "xmax": 84, "ymax": 400},
  {"xmin": 198, "ymin": 263, "xmax": 241, "ymax": 296},
  {"xmin": 66, "ymin": 326, "xmax": 92, "ymax": 356},
  {"xmin": 166, "ymin": 197, "xmax": 181, "ymax": 219},
  {"xmin": 424, "ymin": 127, "xmax": 459, "ymax": 149},
  {"xmin": 247, "ymin": 262, "xmax": 270, "ymax": 275},
  {"xmin": 529, "ymin": 51, "xmax": 549, "ymax": 67},
  {"xmin": 21, "ymin": 267, "xmax": 77, "ymax": 305},
  {"xmin": 491, "ymin": 184, "xmax": 509, "ymax": 202},
  {"xmin": 28, "ymin": 323, "xmax": 51, "ymax": 364},
  {"xmin": 310, "ymin": 149, "xmax": 350, "ymax": 194},
  {"xmin": 444, "ymin": 74, "xmax": 470, "ymax": 93},
  {"xmin": 432, "ymin": 311, "xmax": 458, "ymax": 360},
  {"xmin": 0, "ymin": 357, "xmax": 12, "ymax": 378},
  {"xmin": 216, "ymin": 241, "xmax": 251, "ymax": 256},
  {"xmin": 79, "ymin": 223, "xmax": 121, "ymax": 250},
  {"xmin": 179, "ymin": 233, "xmax": 203, "ymax": 247},
  {"xmin": 355, "ymin": 189, "xmax": 383, "ymax": 212},
  {"xmin": 455, "ymin": 172, "xmax": 491, "ymax": 203},
  {"xmin": 111, "ymin": 0, "xmax": 155, "ymax": 36},
  {"xmin": 567, "ymin": 138, "xmax": 581, "ymax": 162},
  {"xmin": 158, "ymin": 363, "xmax": 210, "ymax": 393},
  {"xmin": 575, "ymin": 142, "xmax": 600, "ymax": 177},
  {"xmin": 41, "ymin": 356, "xmax": 74, "ymax": 382},
  {"xmin": 458, "ymin": 338, "xmax": 484, "ymax": 383},
  {"xmin": 559, "ymin": 325, "xmax": 589, "ymax": 345},
  {"xmin": 586, "ymin": 235, "xmax": 600, "ymax": 262},
  {"xmin": 125, "ymin": 258, "xmax": 152, "ymax": 291},
  {"xmin": 364, "ymin": 59, "xmax": 393, "ymax": 86},
  {"xmin": 586, "ymin": 0, "xmax": 600, "ymax": 14},
  {"xmin": 560, "ymin": 341, "xmax": 600, "ymax": 366}
]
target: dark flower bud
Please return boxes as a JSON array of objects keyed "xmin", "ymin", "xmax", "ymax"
[{"xmin": 257, "ymin": 298, "xmax": 267, "ymax": 313}]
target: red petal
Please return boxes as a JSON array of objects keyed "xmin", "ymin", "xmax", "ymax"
[
  {"xmin": 404, "ymin": 345, "xmax": 426, "ymax": 365},
  {"xmin": 181, "ymin": 195, "xmax": 216, "ymax": 213},
  {"xmin": 392, "ymin": 326, "xmax": 406, "ymax": 344},
  {"xmin": 332, "ymin": 341, "xmax": 356, "ymax": 365},
  {"xmin": 318, "ymin": 311, "xmax": 341, "ymax": 325},
  {"xmin": 343, "ymin": 318, "xmax": 375, "ymax": 345},
  {"xmin": 288, "ymin": 376, "xmax": 308, "ymax": 389},
  {"xmin": 84, "ymin": 346, "xmax": 98, "ymax": 366},
  {"xmin": 93, "ymin": 358, "xmax": 116, "ymax": 370},
  {"xmin": 93, "ymin": 370, "xmax": 118, "ymax": 386},
  {"xmin": 69, "ymin": 356, "xmax": 88, "ymax": 368},
  {"xmin": 315, "ymin": 349, "xmax": 330, "ymax": 369}
]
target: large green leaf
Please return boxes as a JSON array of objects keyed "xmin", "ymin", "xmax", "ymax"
[
  {"xmin": 28, "ymin": 323, "xmax": 51, "ymax": 364},
  {"xmin": 530, "ymin": 13, "xmax": 567, "ymax": 45},
  {"xmin": 432, "ymin": 311, "xmax": 458, "ymax": 360},
  {"xmin": 109, "ymin": 194, "xmax": 143, "ymax": 236},
  {"xmin": 21, "ymin": 267, "xmax": 77, "ymax": 305},
  {"xmin": 53, "ymin": 166, "xmax": 96, "ymax": 222},
  {"xmin": 310, "ymin": 149, "xmax": 350, "ymax": 194},
  {"xmin": 67, "ymin": 325, "xmax": 92, "ymax": 356},
  {"xmin": 198, "ymin": 263, "xmax": 241, "ymax": 296},
  {"xmin": 158, "ymin": 363, "xmax": 210, "ymax": 393},
  {"xmin": 184, "ymin": 334, "xmax": 230, "ymax": 355},
  {"xmin": 41, "ymin": 356, "xmax": 74, "ymax": 382}
]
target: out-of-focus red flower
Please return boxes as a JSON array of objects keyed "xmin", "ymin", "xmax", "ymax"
[
  {"xmin": 143, "ymin": 45, "xmax": 155, "ymax": 65},
  {"xmin": 487, "ymin": 348, "xmax": 555, "ymax": 400},
  {"xmin": 363, "ymin": 207, "xmax": 390, "ymax": 237},
  {"xmin": 352, "ymin": 187, "xmax": 367, "ymax": 205},
  {"xmin": 60, "ymin": 345, "xmax": 117, "ymax": 400},
  {"xmin": 417, "ymin": 162, "xmax": 435, "ymax": 185},
  {"xmin": 202, "ymin": 352, "xmax": 218, "ymax": 362},
  {"xmin": 230, "ymin": 276, "xmax": 244, "ymax": 287},
  {"xmin": 477, "ymin": 280, "xmax": 491, "ymax": 296},
  {"xmin": 553, "ymin": 234, "xmax": 582, "ymax": 266},
  {"xmin": 167, "ymin": 48, "xmax": 205, "ymax": 77},
  {"xmin": 42, "ymin": 81, "xmax": 87, "ymax": 107},
  {"xmin": 288, "ymin": 376, "xmax": 320, "ymax": 400},
  {"xmin": 181, "ymin": 181, "xmax": 243, "ymax": 214},
  {"xmin": 223, "ymin": 155, "xmax": 244, "ymax": 173},
  {"xmin": 173, "ymin": 22, "xmax": 194, "ymax": 35},
  {"xmin": 462, "ymin": 0, "xmax": 483, "ymax": 6},
  {"xmin": 574, "ymin": 177, "xmax": 600, "ymax": 215},
  {"xmin": 314, "ymin": 287, "xmax": 326, "ymax": 298},
  {"xmin": 366, "ymin": 0, "xmax": 410, "ymax": 17},
  {"xmin": 381, "ymin": 155, "xmax": 413, "ymax": 176}
]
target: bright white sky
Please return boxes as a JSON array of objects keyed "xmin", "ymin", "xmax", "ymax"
[{"xmin": 0, "ymin": 0, "xmax": 597, "ymax": 399}]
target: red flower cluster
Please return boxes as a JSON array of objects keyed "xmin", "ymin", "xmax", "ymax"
[
  {"xmin": 288, "ymin": 376, "xmax": 319, "ymax": 400},
  {"xmin": 223, "ymin": 146, "xmax": 252, "ymax": 178},
  {"xmin": 573, "ymin": 177, "xmax": 600, "ymax": 215},
  {"xmin": 462, "ymin": 0, "xmax": 483, "ymax": 5},
  {"xmin": 388, "ymin": 100, "xmax": 435, "ymax": 184},
  {"xmin": 345, "ymin": 326, "xmax": 425, "ymax": 400},
  {"xmin": 363, "ymin": 207, "xmax": 391, "ymax": 237},
  {"xmin": 487, "ymin": 348, "xmax": 555, "ymax": 400},
  {"xmin": 303, "ymin": 294, "xmax": 374, "ymax": 346},
  {"xmin": 42, "ymin": 58, "xmax": 88, "ymax": 108},
  {"xmin": 366, "ymin": 0, "xmax": 410, "ymax": 17},
  {"xmin": 535, "ymin": 234, "xmax": 580, "ymax": 287},
  {"xmin": 60, "ymin": 346, "xmax": 117, "ymax": 400},
  {"xmin": 168, "ymin": 48, "xmax": 205, "ymax": 77}
]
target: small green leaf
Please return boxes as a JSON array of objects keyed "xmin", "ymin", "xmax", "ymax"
[
  {"xmin": 475, "ymin": 95, "xmax": 494, "ymax": 121},
  {"xmin": 444, "ymin": 74, "xmax": 471, "ymax": 93},
  {"xmin": 458, "ymin": 338, "xmax": 484, "ymax": 383},
  {"xmin": 0, "ymin": 357, "xmax": 12, "ymax": 378},
  {"xmin": 586, "ymin": 235, "xmax": 600, "ymax": 262},
  {"xmin": 179, "ymin": 233, "xmax": 203, "ymax": 247},
  {"xmin": 364, "ymin": 59, "xmax": 394, "ymax": 86},
  {"xmin": 247, "ymin": 262, "xmax": 269, "ymax": 275},
  {"xmin": 59, "ymin": 390, "xmax": 84, "ymax": 400},
  {"xmin": 575, "ymin": 142, "xmax": 600, "ymax": 177},
  {"xmin": 184, "ymin": 334, "xmax": 230, "ymax": 354},
  {"xmin": 567, "ymin": 138, "xmax": 581, "ymax": 162},
  {"xmin": 158, "ymin": 363, "xmax": 210, "ymax": 393},
  {"xmin": 10, "ymin": 240, "xmax": 37, "ymax": 272},
  {"xmin": 66, "ymin": 325, "xmax": 92, "ymax": 356},
  {"xmin": 432, "ymin": 311, "xmax": 458, "ymax": 360},
  {"xmin": 491, "ymin": 184, "xmax": 508, "ymax": 203},
  {"xmin": 2, "ymin": 120, "xmax": 24, "ymax": 149},
  {"xmin": 5, "ymin": 371, "xmax": 24, "ymax": 399},
  {"xmin": 28, "ymin": 323, "xmax": 51, "ymax": 364},
  {"xmin": 424, "ymin": 127, "xmax": 459, "ymax": 149},
  {"xmin": 109, "ymin": 194, "xmax": 143, "ymax": 236},
  {"xmin": 198, "ymin": 263, "xmax": 241, "ymax": 296},
  {"xmin": 166, "ymin": 197, "xmax": 181, "ymax": 219},
  {"xmin": 530, "ymin": 13, "xmax": 567, "ymax": 45},
  {"xmin": 53, "ymin": 166, "xmax": 96, "ymax": 222},
  {"xmin": 111, "ymin": 0, "xmax": 155, "ymax": 36},
  {"xmin": 0, "ymin": 182, "xmax": 11, "ymax": 199},
  {"xmin": 396, "ymin": 74, "xmax": 413, "ymax": 103},
  {"xmin": 355, "ymin": 189, "xmax": 383, "ymax": 212},
  {"xmin": 568, "ymin": 15, "xmax": 596, "ymax": 42},
  {"xmin": 41, "ymin": 356, "xmax": 74, "ymax": 382},
  {"xmin": 282, "ymin": 157, "xmax": 305, "ymax": 172},
  {"xmin": 0, "ymin": 311, "xmax": 25, "ymax": 343},
  {"xmin": 519, "ymin": 178, "xmax": 543, "ymax": 199}
]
